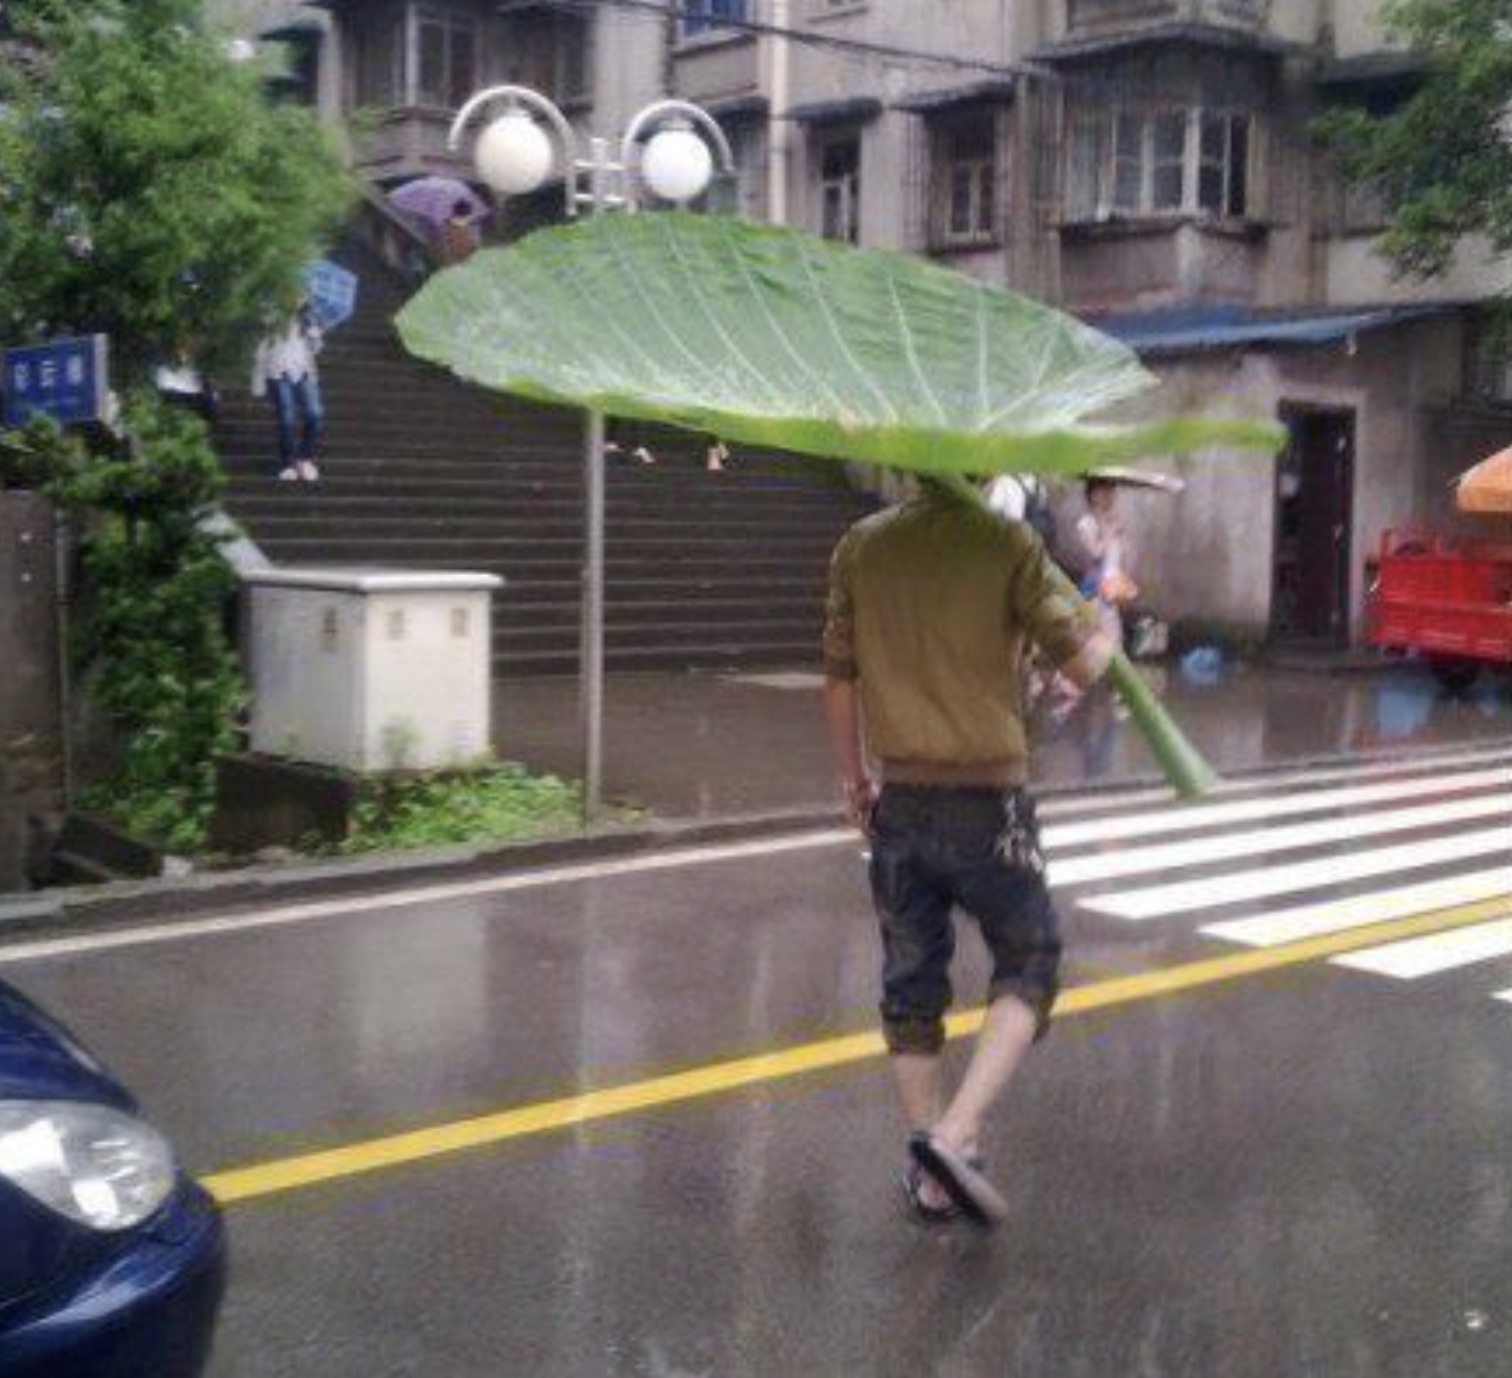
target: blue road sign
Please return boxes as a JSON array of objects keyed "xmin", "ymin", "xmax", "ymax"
[
  {"xmin": 302, "ymin": 260, "xmax": 359, "ymax": 331},
  {"xmin": 2, "ymin": 335, "xmax": 110, "ymax": 428}
]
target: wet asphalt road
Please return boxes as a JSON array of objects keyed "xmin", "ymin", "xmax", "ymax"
[{"xmin": 4, "ymin": 735, "xmax": 1512, "ymax": 1376}]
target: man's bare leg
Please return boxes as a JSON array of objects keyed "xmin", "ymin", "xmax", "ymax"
[
  {"xmin": 892, "ymin": 1052, "xmax": 945, "ymax": 1130},
  {"xmin": 929, "ymin": 994, "xmax": 1037, "ymax": 1161},
  {"xmin": 892, "ymin": 1051, "xmax": 951, "ymax": 1209}
]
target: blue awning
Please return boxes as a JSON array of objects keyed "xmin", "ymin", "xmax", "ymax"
[{"xmin": 1095, "ymin": 304, "xmax": 1453, "ymax": 356}]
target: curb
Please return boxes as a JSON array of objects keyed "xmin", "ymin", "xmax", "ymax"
[{"xmin": 0, "ymin": 805, "xmax": 845, "ymax": 942}]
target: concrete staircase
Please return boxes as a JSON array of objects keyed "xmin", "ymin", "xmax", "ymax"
[{"xmin": 216, "ymin": 238, "xmax": 877, "ymax": 676}]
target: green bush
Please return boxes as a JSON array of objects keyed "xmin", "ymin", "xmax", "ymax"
[
  {"xmin": 338, "ymin": 765, "xmax": 596, "ymax": 855},
  {"xmin": 2, "ymin": 397, "xmax": 245, "ymax": 853}
]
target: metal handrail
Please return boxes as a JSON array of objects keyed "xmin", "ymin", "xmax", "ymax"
[{"xmin": 353, "ymin": 181, "xmax": 441, "ymax": 283}]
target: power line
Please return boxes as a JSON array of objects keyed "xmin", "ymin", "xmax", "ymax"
[{"xmin": 534, "ymin": 0, "xmax": 1032, "ymax": 79}]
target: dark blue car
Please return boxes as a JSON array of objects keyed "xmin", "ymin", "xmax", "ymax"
[{"xmin": 0, "ymin": 978, "xmax": 225, "ymax": 1377}]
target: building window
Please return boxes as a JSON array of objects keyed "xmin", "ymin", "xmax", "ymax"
[
  {"xmin": 1066, "ymin": 105, "xmax": 1259, "ymax": 221},
  {"xmin": 708, "ymin": 122, "xmax": 764, "ymax": 219},
  {"xmin": 553, "ymin": 12, "xmax": 592, "ymax": 104},
  {"xmin": 681, "ymin": 0, "xmax": 748, "ymax": 39},
  {"xmin": 1470, "ymin": 327, "xmax": 1512, "ymax": 406},
  {"xmin": 818, "ymin": 136, "xmax": 861, "ymax": 243},
  {"xmin": 356, "ymin": 11, "xmax": 404, "ymax": 109},
  {"xmin": 932, "ymin": 118, "xmax": 998, "ymax": 247},
  {"xmin": 1199, "ymin": 111, "xmax": 1250, "ymax": 217},
  {"xmin": 417, "ymin": 9, "xmax": 478, "ymax": 110}
]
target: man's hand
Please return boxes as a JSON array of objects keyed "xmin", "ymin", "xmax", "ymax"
[
  {"xmin": 843, "ymin": 776, "xmax": 879, "ymax": 838},
  {"xmin": 1061, "ymin": 629, "xmax": 1116, "ymax": 690},
  {"xmin": 824, "ymin": 677, "xmax": 876, "ymax": 836}
]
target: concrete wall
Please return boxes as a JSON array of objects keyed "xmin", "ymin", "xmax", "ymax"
[
  {"xmin": 1326, "ymin": 235, "xmax": 1512, "ymax": 309},
  {"xmin": 0, "ymin": 494, "xmax": 65, "ymax": 892},
  {"xmin": 1327, "ymin": 0, "xmax": 1392, "ymax": 59},
  {"xmin": 1089, "ymin": 317, "xmax": 1469, "ymax": 643}
]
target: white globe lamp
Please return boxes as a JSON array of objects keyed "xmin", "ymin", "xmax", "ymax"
[
  {"xmin": 641, "ymin": 126, "xmax": 715, "ymax": 204},
  {"xmin": 475, "ymin": 111, "xmax": 554, "ymax": 196}
]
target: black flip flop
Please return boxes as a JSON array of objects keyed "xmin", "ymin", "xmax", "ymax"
[
  {"xmin": 900, "ymin": 1162, "xmax": 960, "ymax": 1226},
  {"xmin": 908, "ymin": 1132, "xmax": 1008, "ymax": 1228}
]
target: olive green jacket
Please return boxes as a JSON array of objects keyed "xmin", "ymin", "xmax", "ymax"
[{"xmin": 823, "ymin": 485, "xmax": 1095, "ymax": 786}]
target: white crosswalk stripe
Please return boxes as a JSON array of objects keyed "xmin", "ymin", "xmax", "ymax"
[
  {"xmin": 1078, "ymin": 828, "xmax": 1512, "ymax": 920},
  {"xmin": 1053, "ymin": 744, "xmax": 1512, "ymax": 1010},
  {"xmin": 1332, "ymin": 919, "xmax": 1512, "ymax": 979},
  {"xmin": 1047, "ymin": 794, "xmax": 1509, "ymax": 886},
  {"xmin": 1046, "ymin": 765, "xmax": 1511, "ymax": 849},
  {"xmin": 1201, "ymin": 870, "xmax": 1512, "ymax": 947},
  {"xmin": 1036, "ymin": 744, "xmax": 1512, "ymax": 822}
]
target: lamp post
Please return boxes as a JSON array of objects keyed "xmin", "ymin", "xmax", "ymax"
[{"xmin": 448, "ymin": 88, "xmax": 734, "ymax": 824}]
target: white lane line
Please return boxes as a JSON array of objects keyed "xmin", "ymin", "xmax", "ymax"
[
  {"xmin": 0, "ymin": 830, "xmax": 855, "ymax": 966},
  {"xmin": 1332, "ymin": 917, "xmax": 1512, "ymax": 978},
  {"xmin": 1049, "ymin": 795, "xmax": 1510, "ymax": 887},
  {"xmin": 1047, "ymin": 766, "xmax": 1511, "ymax": 849},
  {"xmin": 1493, "ymin": 989, "xmax": 1512, "ymax": 1005},
  {"xmin": 1079, "ymin": 827, "xmax": 1512, "ymax": 920},
  {"xmin": 1202, "ymin": 870, "xmax": 1512, "ymax": 948}
]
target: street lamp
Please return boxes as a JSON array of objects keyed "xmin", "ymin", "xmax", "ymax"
[{"xmin": 448, "ymin": 87, "xmax": 735, "ymax": 824}]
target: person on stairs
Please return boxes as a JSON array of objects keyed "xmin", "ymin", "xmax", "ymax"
[{"xmin": 252, "ymin": 301, "xmax": 325, "ymax": 482}]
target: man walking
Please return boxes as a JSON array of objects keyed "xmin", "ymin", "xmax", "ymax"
[{"xmin": 823, "ymin": 477, "xmax": 1113, "ymax": 1226}]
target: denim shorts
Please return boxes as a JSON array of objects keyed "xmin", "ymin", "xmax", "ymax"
[{"xmin": 868, "ymin": 784, "xmax": 1062, "ymax": 1055}]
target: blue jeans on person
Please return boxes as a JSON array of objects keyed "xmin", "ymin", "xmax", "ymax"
[
  {"xmin": 868, "ymin": 785, "xmax": 1062, "ymax": 1056},
  {"xmin": 270, "ymin": 374, "xmax": 323, "ymax": 468}
]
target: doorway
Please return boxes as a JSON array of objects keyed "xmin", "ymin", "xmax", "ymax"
[{"xmin": 1271, "ymin": 404, "xmax": 1355, "ymax": 645}]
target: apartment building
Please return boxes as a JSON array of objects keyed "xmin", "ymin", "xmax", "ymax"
[{"xmin": 268, "ymin": 0, "xmax": 1512, "ymax": 648}]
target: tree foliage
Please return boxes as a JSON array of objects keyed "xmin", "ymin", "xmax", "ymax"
[
  {"xmin": 0, "ymin": 0, "xmax": 353, "ymax": 387},
  {"xmin": 1, "ymin": 396, "xmax": 243, "ymax": 853},
  {"xmin": 1320, "ymin": 0, "xmax": 1512, "ymax": 285},
  {"xmin": 0, "ymin": 0, "xmax": 354, "ymax": 851}
]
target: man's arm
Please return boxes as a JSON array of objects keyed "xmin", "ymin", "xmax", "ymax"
[
  {"xmin": 821, "ymin": 530, "xmax": 875, "ymax": 833},
  {"xmin": 1006, "ymin": 528, "xmax": 1115, "ymax": 688},
  {"xmin": 824, "ymin": 677, "xmax": 876, "ymax": 833}
]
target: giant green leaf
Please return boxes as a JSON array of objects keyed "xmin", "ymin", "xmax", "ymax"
[
  {"xmin": 397, "ymin": 212, "xmax": 1280, "ymax": 798},
  {"xmin": 396, "ymin": 212, "xmax": 1284, "ymax": 475}
]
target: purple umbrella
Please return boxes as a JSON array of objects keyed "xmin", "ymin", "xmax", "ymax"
[{"xmin": 387, "ymin": 177, "xmax": 491, "ymax": 229}]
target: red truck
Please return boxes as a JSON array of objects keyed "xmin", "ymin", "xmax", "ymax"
[{"xmin": 1368, "ymin": 528, "xmax": 1512, "ymax": 689}]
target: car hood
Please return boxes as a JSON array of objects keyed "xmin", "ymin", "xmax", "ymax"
[{"xmin": 0, "ymin": 980, "xmax": 133, "ymax": 1111}]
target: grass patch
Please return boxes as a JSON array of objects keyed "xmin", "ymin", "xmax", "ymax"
[{"xmin": 337, "ymin": 763, "xmax": 625, "ymax": 855}]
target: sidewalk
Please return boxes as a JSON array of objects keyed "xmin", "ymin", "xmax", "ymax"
[{"xmin": 494, "ymin": 659, "xmax": 1512, "ymax": 820}]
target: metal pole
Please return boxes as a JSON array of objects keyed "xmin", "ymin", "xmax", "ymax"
[
  {"xmin": 580, "ymin": 137, "xmax": 611, "ymax": 825},
  {"xmin": 766, "ymin": 0, "xmax": 792, "ymax": 226}
]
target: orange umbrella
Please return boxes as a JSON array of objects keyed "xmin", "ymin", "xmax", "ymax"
[{"xmin": 1455, "ymin": 446, "xmax": 1512, "ymax": 514}]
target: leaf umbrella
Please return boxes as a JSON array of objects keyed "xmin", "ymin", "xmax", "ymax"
[
  {"xmin": 397, "ymin": 213, "xmax": 1286, "ymax": 795},
  {"xmin": 1455, "ymin": 446, "xmax": 1512, "ymax": 515}
]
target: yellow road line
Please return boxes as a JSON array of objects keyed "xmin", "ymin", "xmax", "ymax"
[{"xmin": 204, "ymin": 895, "xmax": 1512, "ymax": 1206}]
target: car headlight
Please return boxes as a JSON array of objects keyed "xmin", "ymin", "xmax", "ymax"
[{"xmin": 0, "ymin": 1101, "xmax": 177, "ymax": 1232}]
